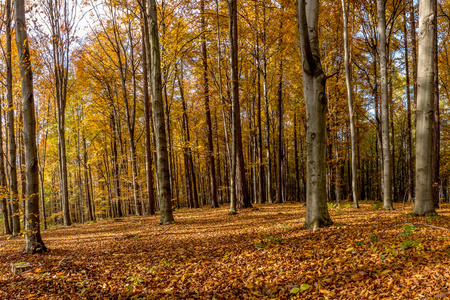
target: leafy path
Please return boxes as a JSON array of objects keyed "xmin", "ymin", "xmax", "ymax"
[{"xmin": 1, "ymin": 202, "xmax": 450, "ymax": 299}]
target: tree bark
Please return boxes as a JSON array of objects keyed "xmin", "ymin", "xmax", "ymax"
[
  {"xmin": 298, "ymin": 0, "xmax": 333, "ymax": 230},
  {"xmin": 341, "ymin": 0, "xmax": 359, "ymax": 208},
  {"xmin": 377, "ymin": 0, "xmax": 393, "ymax": 210},
  {"xmin": 7, "ymin": 0, "xmax": 20, "ymax": 236},
  {"xmin": 414, "ymin": 0, "xmax": 437, "ymax": 216},
  {"xmin": 148, "ymin": 0, "xmax": 174, "ymax": 224},
  {"xmin": 0, "ymin": 104, "xmax": 10, "ymax": 235},
  {"xmin": 404, "ymin": 9, "xmax": 414, "ymax": 203},
  {"xmin": 140, "ymin": 0, "xmax": 155, "ymax": 215},
  {"xmin": 15, "ymin": 0, "xmax": 47, "ymax": 253},
  {"xmin": 201, "ymin": 0, "xmax": 219, "ymax": 208}
]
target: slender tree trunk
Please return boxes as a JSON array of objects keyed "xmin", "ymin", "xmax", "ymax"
[
  {"xmin": 148, "ymin": 0, "xmax": 174, "ymax": 224},
  {"xmin": 414, "ymin": 0, "xmax": 437, "ymax": 216},
  {"xmin": 201, "ymin": 0, "xmax": 218, "ymax": 208},
  {"xmin": 298, "ymin": 0, "xmax": 333, "ymax": 229},
  {"xmin": 341, "ymin": 0, "xmax": 359, "ymax": 208},
  {"xmin": 410, "ymin": 0, "xmax": 418, "ymax": 112},
  {"xmin": 7, "ymin": 0, "xmax": 20, "ymax": 236},
  {"xmin": 404, "ymin": 9, "xmax": 414, "ymax": 203},
  {"xmin": 275, "ymin": 30, "xmax": 283, "ymax": 204},
  {"xmin": 377, "ymin": 0, "xmax": 393, "ymax": 210},
  {"xmin": 15, "ymin": 0, "xmax": 47, "ymax": 253},
  {"xmin": 432, "ymin": 0, "xmax": 440, "ymax": 208},
  {"xmin": 140, "ymin": 0, "xmax": 155, "ymax": 215},
  {"xmin": 0, "ymin": 104, "xmax": 10, "ymax": 235}
]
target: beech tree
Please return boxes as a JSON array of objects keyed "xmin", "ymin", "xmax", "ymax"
[
  {"xmin": 148, "ymin": 0, "xmax": 174, "ymax": 224},
  {"xmin": 298, "ymin": 0, "xmax": 332, "ymax": 229},
  {"xmin": 414, "ymin": 0, "xmax": 438, "ymax": 216},
  {"xmin": 377, "ymin": 0, "xmax": 393, "ymax": 210},
  {"xmin": 15, "ymin": 0, "xmax": 47, "ymax": 253},
  {"xmin": 341, "ymin": 0, "xmax": 359, "ymax": 209}
]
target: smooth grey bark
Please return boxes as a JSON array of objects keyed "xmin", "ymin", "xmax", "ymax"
[
  {"xmin": 15, "ymin": 0, "xmax": 47, "ymax": 253},
  {"xmin": 140, "ymin": 0, "xmax": 155, "ymax": 215},
  {"xmin": 148, "ymin": 0, "xmax": 174, "ymax": 224},
  {"xmin": 377, "ymin": 0, "xmax": 393, "ymax": 210},
  {"xmin": 298, "ymin": 0, "xmax": 332, "ymax": 230},
  {"xmin": 414, "ymin": 0, "xmax": 437, "ymax": 216},
  {"xmin": 341, "ymin": 0, "xmax": 359, "ymax": 208},
  {"xmin": 6, "ymin": 0, "xmax": 20, "ymax": 236}
]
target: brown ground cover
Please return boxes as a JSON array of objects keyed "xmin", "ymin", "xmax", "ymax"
[{"xmin": 1, "ymin": 201, "xmax": 450, "ymax": 299}]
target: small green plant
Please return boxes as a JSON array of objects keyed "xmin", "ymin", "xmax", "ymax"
[
  {"xmin": 255, "ymin": 241, "xmax": 265, "ymax": 249},
  {"xmin": 425, "ymin": 215, "xmax": 438, "ymax": 222},
  {"xmin": 265, "ymin": 234, "xmax": 282, "ymax": 244},
  {"xmin": 283, "ymin": 223, "xmax": 293, "ymax": 231},
  {"xmin": 371, "ymin": 203, "xmax": 382, "ymax": 210},
  {"xmin": 398, "ymin": 224, "xmax": 417, "ymax": 238},
  {"xmin": 327, "ymin": 203, "xmax": 339, "ymax": 209},
  {"xmin": 397, "ymin": 223, "xmax": 421, "ymax": 252},
  {"xmin": 344, "ymin": 204, "xmax": 352, "ymax": 209}
]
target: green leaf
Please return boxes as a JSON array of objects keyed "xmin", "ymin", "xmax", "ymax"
[
  {"xmin": 300, "ymin": 284, "xmax": 311, "ymax": 291},
  {"xmin": 291, "ymin": 284, "xmax": 311, "ymax": 293}
]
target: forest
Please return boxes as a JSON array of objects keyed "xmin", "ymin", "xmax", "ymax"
[{"xmin": 1, "ymin": 0, "xmax": 450, "ymax": 298}]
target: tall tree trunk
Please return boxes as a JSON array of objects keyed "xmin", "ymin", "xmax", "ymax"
[
  {"xmin": 140, "ymin": 0, "xmax": 155, "ymax": 215},
  {"xmin": 298, "ymin": 0, "xmax": 333, "ymax": 229},
  {"xmin": 148, "ymin": 0, "xmax": 174, "ymax": 224},
  {"xmin": 15, "ymin": 0, "xmax": 47, "ymax": 253},
  {"xmin": 201, "ymin": 0, "xmax": 218, "ymax": 208},
  {"xmin": 177, "ymin": 67, "xmax": 199, "ymax": 209},
  {"xmin": 275, "ymin": 29, "xmax": 283, "ymax": 204},
  {"xmin": 414, "ymin": 0, "xmax": 437, "ymax": 216},
  {"xmin": 404, "ymin": 9, "xmax": 413, "ymax": 203},
  {"xmin": 341, "ymin": 0, "xmax": 359, "ymax": 208},
  {"xmin": 377, "ymin": 0, "xmax": 393, "ymax": 210},
  {"xmin": 7, "ymin": 0, "xmax": 20, "ymax": 236},
  {"xmin": 228, "ymin": 0, "xmax": 250, "ymax": 210},
  {"xmin": 432, "ymin": 0, "xmax": 440, "ymax": 208},
  {"xmin": 255, "ymin": 11, "xmax": 266, "ymax": 204},
  {"xmin": 263, "ymin": 2, "xmax": 272, "ymax": 204},
  {"xmin": 410, "ymin": 0, "xmax": 418, "ymax": 112}
]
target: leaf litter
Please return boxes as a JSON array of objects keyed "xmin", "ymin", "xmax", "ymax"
[{"xmin": 1, "ymin": 201, "xmax": 450, "ymax": 299}]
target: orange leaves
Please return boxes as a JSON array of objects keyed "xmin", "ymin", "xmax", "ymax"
[{"xmin": 1, "ymin": 202, "xmax": 450, "ymax": 298}]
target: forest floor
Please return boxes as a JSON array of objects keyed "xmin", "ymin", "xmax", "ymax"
[{"xmin": 1, "ymin": 201, "xmax": 450, "ymax": 300}]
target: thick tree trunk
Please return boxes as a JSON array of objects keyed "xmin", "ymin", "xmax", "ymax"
[
  {"xmin": 414, "ymin": 0, "xmax": 437, "ymax": 216},
  {"xmin": 15, "ymin": 0, "xmax": 47, "ymax": 253},
  {"xmin": 228, "ymin": 0, "xmax": 251, "ymax": 210},
  {"xmin": 298, "ymin": 0, "xmax": 333, "ymax": 230},
  {"xmin": 341, "ymin": 0, "xmax": 359, "ymax": 208},
  {"xmin": 148, "ymin": 0, "xmax": 174, "ymax": 224},
  {"xmin": 377, "ymin": 0, "xmax": 393, "ymax": 210}
]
